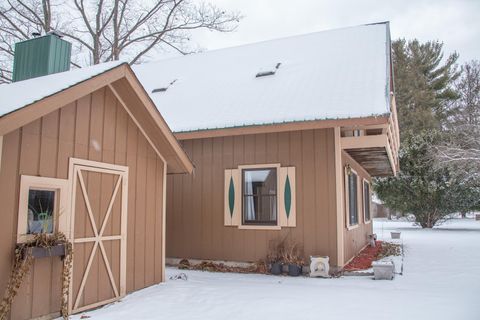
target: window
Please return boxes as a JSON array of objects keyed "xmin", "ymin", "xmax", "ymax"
[
  {"xmin": 363, "ymin": 180, "xmax": 371, "ymax": 222},
  {"xmin": 347, "ymin": 170, "xmax": 358, "ymax": 226},
  {"xmin": 242, "ymin": 168, "xmax": 277, "ymax": 225},
  {"xmin": 17, "ymin": 175, "xmax": 69, "ymax": 243},
  {"xmin": 28, "ymin": 189, "xmax": 55, "ymax": 234}
]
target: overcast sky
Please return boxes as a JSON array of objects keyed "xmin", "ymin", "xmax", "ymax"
[{"xmin": 191, "ymin": 0, "xmax": 479, "ymax": 63}]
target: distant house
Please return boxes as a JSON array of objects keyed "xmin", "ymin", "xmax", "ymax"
[
  {"xmin": 0, "ymin": 34, "xmax": 192, "ymax": 319},
  {"xmin": 134, "ymin": 22, "xmax": 400, "ymax": 269}
]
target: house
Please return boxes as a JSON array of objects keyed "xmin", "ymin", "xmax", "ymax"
[
  {"xmin": 0, "ymin": 34, "xmax": 193, "ymax": 319},
  {"xmin": 134, "ymin": 22, "xmax": 400, "ymax": 270}
]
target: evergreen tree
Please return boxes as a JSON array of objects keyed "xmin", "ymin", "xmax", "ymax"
[
  {"xmin": 374, "ymin": 39, "xmax": 472, "ymax": 227},
  {"xmin": 374, "ymin": 131, "xmax": 478, "ymax": 228},
  {"xmin": 392, "ymin": 39, "xmax": 460, "ymax": 138}
]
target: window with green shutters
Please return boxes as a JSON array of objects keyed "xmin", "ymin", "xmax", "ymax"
[{"xmin": 224, "ymin": 164, "xmax": 296, "ymax": 229}]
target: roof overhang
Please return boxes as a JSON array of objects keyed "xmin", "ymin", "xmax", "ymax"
[
  {"xmin": 0, "ymin": 64, "xmax": 193, "ymax": 174},
  {"xmin": 174, "ymin": 116, "xmax": 391, "ymax": 140}
]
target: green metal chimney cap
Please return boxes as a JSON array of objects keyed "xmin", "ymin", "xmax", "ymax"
[{"xmin": 12, "ymin": 33, "xmax": 72, "ymax": 82}]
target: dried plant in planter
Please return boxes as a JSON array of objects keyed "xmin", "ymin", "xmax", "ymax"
[
  {"xmin": 266, "ymin": 236, "xmax": 305, "ymax": 276},
  {"xmin": 281, "ymin": 241, "xmax": 305, "ymax": 266},
  {"xmin": 0, "ymin": 232, "xmax": 73, "ymax": 320}
]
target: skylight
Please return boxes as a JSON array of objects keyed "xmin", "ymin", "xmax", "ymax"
[
  {"xmin": 152, "ymin": 79, "xmax": 177, "ymax": 93},
  {"xmin": 255, "ymin": 63, "xmax": 281, "ymax": 78}
]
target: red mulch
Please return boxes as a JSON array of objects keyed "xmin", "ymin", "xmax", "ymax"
[{"xmin": 343, "ymin": 241, "xmax": 383, "ymax": 271}]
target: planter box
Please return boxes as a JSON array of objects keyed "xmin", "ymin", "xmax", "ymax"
[
  {"xmin": 288, "ymin": 264, "xmax": 302, "ymax": 276},
  {"xmin": 391, "ymin": 231, "xmax": 401, "ymax": 239},
  {"xmin": 372, "ymin": 261, "xmax": 395, "ymax": 280},
  {"xmin": 270, "ymin": 262, "xmax": 283, "ymax": 275},
  {"xmin": 29, "ymin": 244, "xmax": 65, "ymax": 259}
]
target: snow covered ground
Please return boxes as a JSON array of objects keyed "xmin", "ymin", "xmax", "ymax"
[{"xmin": 70, "ymin": 218, "xmax": 480, "ymax": 320}]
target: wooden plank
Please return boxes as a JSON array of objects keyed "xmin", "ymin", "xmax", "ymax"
[
  {"xmin": 221, "ymin": 136, "xmax": 234, "ymax": 261},
  {"xmin": 134, "ymin": 133, "xmax": 147, "ymax": 290},
  {"xmin": 57, "ymin": 102, "xmax": 76, "ymax": 179},
  {"xmin": 191, "ymin": 139, "xmax": 203, "ymax": 258},
  {"xmin": 154, "ymin": 159, "xmax": 163, "ymax": 283},
  {"xmin": 334, "ymin": 127, "xmax": 345, "ymax": 266},
  {"xmin": 301, "ymin": 130, "xmax": 315, "ymax": 258},
  {"xmin": 160, "ymin": 159, "xmax": 166, "ymax": 282},
  {"xmin": 0, "ymin": 130, "xmax": 24, "ymax": 318},
  {"xmin": 144, "ymin": 149, "xmax": 156, "ymax": 285},
  {"xmin": 211, "ymin": 137, "xmax": 223, "ymax": 260},
  {"xmin": 125, "ymin": 119, "xmax": 138, "ymax": 292},
  {"xmin": 202, "ymin": 138, "xmax": 213, "ymax": 261}
]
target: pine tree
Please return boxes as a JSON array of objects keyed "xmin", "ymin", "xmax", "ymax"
[
  {"xmin": 375, "ymin": 39, "xmax": 476, "ymax": 227},
  {"xmin": 374, "ymin": 131, "xmax": 478, "ymax": 228},
  {"xmin": 392, "ymin": 39, "xmax": 460, "ymax": 138}
]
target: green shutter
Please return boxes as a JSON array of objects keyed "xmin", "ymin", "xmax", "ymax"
[
  {"xmin": 284, "ymin": 175, "xmax": 292, "ymax": 218},
  {"xmin": 228, "ymin": 177, "xmax": 235, "ymax": 217}
]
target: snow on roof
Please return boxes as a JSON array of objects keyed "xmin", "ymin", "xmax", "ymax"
[
  {"xmin": 0, "ymin": 61, "xmax": 124, "ymax": 117},
  {"xmin": 134, "ymin": 22, "xmax": 392, "ymax": 133}
]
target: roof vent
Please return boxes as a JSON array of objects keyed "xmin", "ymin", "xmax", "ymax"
[
  {"xmin": 256, "ymin": 62, "xmax": 281, "ymax": 78},
  {"xmin": 152, "ymin": 79, "xmax": 177, "ymax": 93}
]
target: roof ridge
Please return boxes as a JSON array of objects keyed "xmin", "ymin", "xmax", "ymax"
[{"xmin": 135, "ymin": 21, "xmax": 390, "ymax": 66}]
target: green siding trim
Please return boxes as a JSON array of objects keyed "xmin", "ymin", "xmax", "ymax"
[
  {"xmin": 284, "ymin": 175, "xmax": 292, "ymax": 218},
  {"xmin": 228, "ymin": 177, "xmax": 235, "ymax": 217},
  {"xmin": 12, "ymin": 34, "xmax": 71, "ymax": 82}
]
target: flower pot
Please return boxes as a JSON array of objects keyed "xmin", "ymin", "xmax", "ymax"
[
  {"xmin": 270, "ymin": 262, "xmax": 283, "ymax": 275},
  {"xmin": 29, "ymin": 244, "xmax": 66, "ymax": 259},
  {"xmin": 288, "ymin": 264, "xmax": 302, "ymax": 276},
  {"xmin": 390, "ymin": 231, "xmax": 401, "ymax": 239},
  {"xmin": 372, "ymin": 261, "xmax": 395, "ymax": 280}
]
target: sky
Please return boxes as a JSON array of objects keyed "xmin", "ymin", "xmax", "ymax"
[{"xmin": 190, "ymin": 0, "xmax": 479, "ymax": 63}]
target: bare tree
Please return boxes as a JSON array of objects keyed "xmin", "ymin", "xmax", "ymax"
[
  {"xmin": 436, "ymin": 60, "xmax": 480, "ymax": 168},
  {"xmin": 0, "ymin": 0, "xmax": 241, "ymax": 83}
]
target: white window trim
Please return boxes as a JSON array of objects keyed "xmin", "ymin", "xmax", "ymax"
[
  {"xmin": 345, "ymin": 166, "xmax": 359, "ymax": 230},
  {"xmin": 17, "ymin": 175, "xmax": 70, "ymax": 243},
  {"xmin": 238, "ymin": 163, "xmax": 281, "ymax": 230},
  {"xmin": 363, "ymin": 179, "xmax": 372, "ymax": 224}
]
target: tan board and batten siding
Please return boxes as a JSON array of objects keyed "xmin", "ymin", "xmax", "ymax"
[
  {"xmin": 167, "ymin": 129, "xmax": 342, "ymax": 264},
  {"xmin": 0, "ymin": 86, "xmax": 165, "ymax": 319},
  {"xmin": 342, "ymin": 151, "xmax": 373, "ymax": 264}
]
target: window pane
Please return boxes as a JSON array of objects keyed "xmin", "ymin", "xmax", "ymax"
[
  {"xmin": 364, "ymin": 182, "xmax": 370, "ymax": 221},
  {"xmin": 348, "ymin": 173, "xmax": 358, "ymax": 225},
  {"xmin": 244, "ymin": 169, "xmax": 276, "ymax": 195},
  {"xmin": 243, "ymin": 169, "xmax": 277, "ymax": 225},
  {"xmin": 28, "ymin": 189, "xmax": 55, "ymax": 234}
]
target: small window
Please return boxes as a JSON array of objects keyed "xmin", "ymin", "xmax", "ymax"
[
  {"xmin": 17, "ymin": 175, "xmax": 69, "ymax": 243},
  {"xmin": 242, "ymin": 168, "xmax": 277, "ymax": 225},
  {"xmin": 363, "ymin": 181, "xmax": 371, "ymax": 222},
  {"xmin": 28, "ymin": 189, "xmax": 55, "ymax": 234},
  {"xmin": 347, "ymin": 171, "xmax": 358, "ymax": 226}
]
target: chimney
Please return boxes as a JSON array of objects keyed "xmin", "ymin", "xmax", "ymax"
[{"xmin": 12, "ymin": 31, "xmax": 72, "ymax": 82}]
